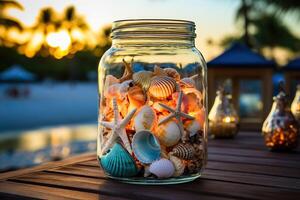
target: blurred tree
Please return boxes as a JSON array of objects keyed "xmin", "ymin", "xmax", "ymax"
[
  {"xmin": 252, "ymin": 13, "xmax": 300, "ymax": 56},
  {"xmin": 0, "ymin": 0, "xmax": 23, "ymax": 46},
  {"xmin": 235, "ymin": 0, "xmax": 252, "ymax": 47},
  {"xmin": 264, "ymin": 0, "xmax": 300, "ymax": 18},
  {"xmin": 0, "ymin": 0, "xmax": 23, "ymax": 29}
]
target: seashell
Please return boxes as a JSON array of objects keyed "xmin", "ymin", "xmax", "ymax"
[
  {"xmin": 169, "ymin": 155, "xmax": 185, "ymax": 177},
  {"xmin": 134, "ymin": 105, "xmax": 157, "ymax": 132},
  {"xmin": 149, "ymin": 158, "xmax": 175, "ymax": 178},
  {"xmin": 180, "ymin": 77, "xmax": 196, "ymax": 88},
  {"xmin": 153, "ymin": 65, "xmax": 167, "ymax": 76},
  {"xmin": 149, "ymin": 76, "xmax": 176, "ymax": 100},
  {"xmin": 164, "ymin": 68, "xmax": 180, "ymax": 81},
  {"xmin": 132, "ymin": 71, "xmax": 153, "ymax": 90},
  {"xmin": 132, "ymin": 130, "xmax": 161, "ymax": 164},
  {"xmin": 155, "ymin": 120, "xmax": 181, "ymax": 147},
  {"xmin": 185, "ymin": 119, "xmax": 202, "ymax": 137},
  {"xmin": 128, "ymin": 85, "xmax": 146, "ymax": 111},
  {"xmin": 104, "ymin": 75, "xmax": 120, "ymax": 97},
  {"xmin": 171, "ymin": 143, "xmax": 195, "ymax": 160},
  {"xmin": 100, "ymin": 143, "xmax": 138, "ymax": 177},
  {"xmin": 182, "ymin": 87, "xmax": 203, "ymax": 106}
]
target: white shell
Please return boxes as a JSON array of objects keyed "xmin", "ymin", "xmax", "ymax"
[
  {"xmin": 149, "ymin": 158, "xmax": 175, "ymax": 178},
  {"xmin": 134, "ymin": 105, "xmax": 157, "ymax": 131},
  {"xmin": 155, "ymin": 120, "xmax": 181, "ymax": 147},
  {"xmin": 185, "ymin": 119, "xmax": 202, "ymax": 137},
  {"xmin": 181, "ymin": 77, "xmax": 195, "ymax": 87},
  {"xmin": 149, "ymin": 76, "xmax": 176, "ymax": 100},
  {"xmin": 169, "ymin": 155, "xmax": 185, "ymax": 177}
]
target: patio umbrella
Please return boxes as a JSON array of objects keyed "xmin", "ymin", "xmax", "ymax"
[{"xmin": 0, "ymin": 65, "xmax": 35, "ymax": 81}]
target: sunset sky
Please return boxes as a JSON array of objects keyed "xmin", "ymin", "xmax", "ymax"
[{"xmin": 8, "ymin": 0, "xmax": 300, "ymax": 61}]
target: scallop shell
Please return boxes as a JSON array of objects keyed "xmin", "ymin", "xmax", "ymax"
[
  {"xmin": 134, "ymin": 105, "xmax": 157, "ymax": 132},
  {"xmin": 128, "ymin": 85, "xmax": 146, "ymax": 111},
  {"xmin": 164, "ymin": 68, "xmax": 180, "ymax": 81},
  {"xmin": 149, "ymin": 158, "xmax": 175, "ymax": 178},
  {"xmin": 132, "ymin": 71, "xmax": 153, "ymax": 90},
  {"xmin": 155, "ymin": 120, "xmax": 181, "ymax": 147},
  {"xmin": 132, "ymin": 130, "xmax": 161, "ymax": 164},
  {"xmin": 169, "ymin": 155, "xmax": 185, "ymax": 177},
  {"xmin": 185, "ymin": 119, "xmax": 202, "ymax": 137},
  {"xmin": 100, "ymin": 143, "xmax": 138, "ymax": 177},
  {"xmin": 149, "ymin": 76, "xmax": 176, "ymax": 100},
  {"xmin": 171, "ymin": 143, "xmax": 195, "ymax": 160}
]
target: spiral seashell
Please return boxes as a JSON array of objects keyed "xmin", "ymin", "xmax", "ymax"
[
  {"xmin": 149, "ymin": 158, "xmax": 175, "ymax": 178},
  {"xmin": 169, "ymin": 155, "xmax": 185, "ymax": 177},
  {"xmin": 128, "ymin": 85, "xmax": 146, "ymax": 111},
  {"xmin": 171, "ymin": 143, "xmax": 195, "ymax": 160},
  {"xmin": 134, "ymin": 105, "xmax": 157, "ymax": 132},
  {"xmin": 155, "ymin": 120, "xmax": 181, "ymax": 147},
  {"xmin": 164, "ymin": 68, "xmax": 180, "ymax": 81},
  {"xmin": 132, "ymin": 71, "xmax": 153, "ymax": 90},
  {"xmin": 149, "ymin": 76, "xmax": 176, "ymax": 100},
  {"xmin": 100, "ymin": 143, "xmax": 138, "ymax": 177}
]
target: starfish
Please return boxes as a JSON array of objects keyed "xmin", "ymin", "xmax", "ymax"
[
  {"xmin": 158, "ymin": 91, "xmax": 195, "ymax": 141},
  {"xmin": 100, "ymin": 98, "xmax": 137, "ymax": 155},
  {"xmin": 119, "ymin": 58, "xmax": 134, "ymax": 82}
]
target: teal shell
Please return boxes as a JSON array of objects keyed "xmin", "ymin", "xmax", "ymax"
[{"xmin": 100, "ymin": 143, "xmax": 138, "ymax": 177}]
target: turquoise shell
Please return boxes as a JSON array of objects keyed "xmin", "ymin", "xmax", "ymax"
[
  {"xmin": 100, "ymin": 143, "xmax": 138, "ymax": 177},
  {"xmin": 132, "ymin": 130, "xmax": 161, "ymax": 164}
]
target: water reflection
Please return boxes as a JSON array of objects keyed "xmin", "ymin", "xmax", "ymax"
[{"xmin": 0, "ymin": 124, "xmax": 97, "ymax": 172}]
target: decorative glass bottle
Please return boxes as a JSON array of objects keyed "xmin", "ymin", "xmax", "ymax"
[
  {"xmin": 208, "ymin": 88, "xmax": 239, "ymax": 138},
  {"xmin": 262, "ymin": 89, "xmax": 299, "ymax": 151},
  {"xmin": 291, "ymin": 85, "xmax": 300, "ymax": 123},
  {"xmin": 97, "ymin": 19, "xmax": 207, "ymax": 184}
]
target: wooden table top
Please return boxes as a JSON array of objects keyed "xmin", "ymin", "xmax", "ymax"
[{"xmin": 0, "ymin": 132, "xmax": 300, "ymax": 200}]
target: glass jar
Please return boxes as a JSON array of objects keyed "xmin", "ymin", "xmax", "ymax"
[
  {"xmin": 208, "ymin": 89, "xmax": 239, "ymax": 138},
  {"xmin": 97, "ymin": 19, "xmax": 207, "ymax": 184},
  {"xmin": 262, "ymin": 90, "xmax": 299, "ymax": 151},
  {"xmin": 291, "ymin": 85, "xmax": 300, "ymax": 122}
]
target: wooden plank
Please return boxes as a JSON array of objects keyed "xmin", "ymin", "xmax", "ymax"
[
  {"xmin": 11, "ymin": 171, "xmax": 300, "ymax": 200},
  {"xmin": 204, "ymin": 169, "xmax": 300, "ymax": 190},
  {"xmin": 208, "ymin": 146, "xmax": 300, "ymax": 161},
  {"xmin": 0, "ymin": 152, "xmax": 95, "ymax": 181},
  {"xmin": 48, "ymin": 164, "xmax": 300, "ymax": 190},
  {"xmin": 9, "ymin": 172, "xmax": 234, "ymax": 200},
  {"xmin": 208, "ymin": 154, "xmax": 300, "ymax": 168},
  {"xmin": 0, "ymin": 181, "xmax": 125, "ymax": 200},
  {"xmin": 77, "ymin": 158, "xmax": 300, "ymax": 178}
]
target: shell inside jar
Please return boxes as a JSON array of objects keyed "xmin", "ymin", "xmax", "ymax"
[{"xmin": 99, "ymin": 60, "xmax": 205, "ymax": 179}]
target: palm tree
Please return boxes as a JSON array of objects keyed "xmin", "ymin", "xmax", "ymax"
[
  {"xmin": 264, "ymin": 0, "xmax": 300, "ymax": 17},
  {"xmin": 252, "ymin": 13, "xmax": 300, "ymax": 56},
  {"xmin": 0, "ymin": 0, "xmax": 23, "ymax": 29}
]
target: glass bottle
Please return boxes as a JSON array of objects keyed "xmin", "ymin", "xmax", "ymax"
[
  {"xmin": 291, "ymin": 85, "xmax": 300, "ymax": 123},
  {"xmin": 97, "ymin": 19, "xmax": 207, "ymax": 184},
  {"xmin": 262, "ymin": 90, "xmax": 299, "ymax": 151},
  {"xmin": 208, "ymin": 89, "xmax": 239, "ymax": 138}
]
